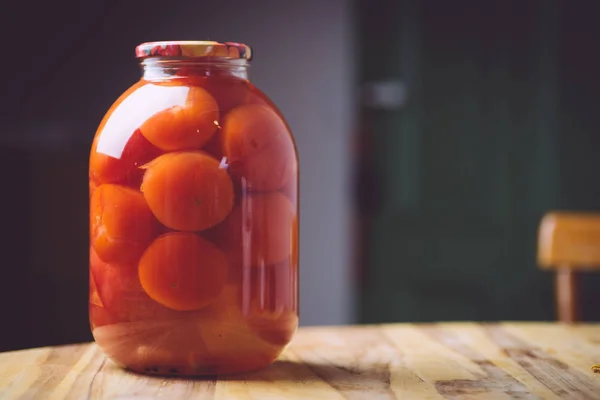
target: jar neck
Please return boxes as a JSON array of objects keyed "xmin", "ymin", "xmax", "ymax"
[{"xmin": 141, "ymin": 58, "xmax": 249, "ymax": 81}]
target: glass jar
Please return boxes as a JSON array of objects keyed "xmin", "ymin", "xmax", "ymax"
[{"xmin": 89, "ymin": 41, "xmax": 299, "ymax": 376}]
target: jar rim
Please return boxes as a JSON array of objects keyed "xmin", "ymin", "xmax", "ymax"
[{"xmin": 135, "ymin": 41, "xmax": 252, "ymax": 61}]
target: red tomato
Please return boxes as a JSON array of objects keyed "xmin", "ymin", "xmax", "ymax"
[
  {"xmin": 141, "ymin": 152, "xmax": 234, "ymax": 232},
  {"xmin": 139, "ymin": 87, "xmax": 219, "ymax": 151},
  {"xmin": 90, "ymin": 184, "xmax": 159, "ymax": 265},
  {"xmin": 214, "ymin": 192, "xmax": 297, "ymax": 268},
  {"xmin": 138, "ymin": 233, "xmax": 228, "ymax": 311},
  {"xmin": 222, "ymin": 104, "xmax": 296, "ymax": 191},
  {"xmin": 90, "ymin": 129, "xmax": 163, "ymax": 188},
  {"xmin": 90, "ymin": 247, "xmax": 174, "ymax": 324}
]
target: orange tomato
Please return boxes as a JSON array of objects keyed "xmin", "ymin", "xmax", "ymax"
[
  {"xmin": 250, "ymin": 311, "xmax": 298, "ymax": 346},
  {"xmin": 90, "ymin": 184, "xmax": 159, "ymax": 265},
  {"xmin": 188, "ymin": 284, "xmax": 283, "ymax": 374},
  {"xmin": 162, "ymin": 72, "xmax": 262, "ymax": 111},
  {"xmin": 138, "ymin": 232, "xmax": 228, "ymax": 311},
  {"xmin": 90, "ymin": 247, "xmax": 173, "ymax": 326},
  {"xmin": 222, "ymin": 104, "xmax": 296, "ymax": 191},
  {"xmin": 142, "ymin": 151, "xmax": 234, "ymax": 231},
  {"xmin": 90, "ymin": 129, "xmax": 163, "ymax": 188},
  {"xmin": 139, "ymin": 86, "xmax": 219, "ymax": 151},
  {"xmin": 196, "ymin": 75, "xmax": 260, "ymax": 113},
  {"xmin": 215, "ymin": 192, "xmax": 297, "ymax": 268}
]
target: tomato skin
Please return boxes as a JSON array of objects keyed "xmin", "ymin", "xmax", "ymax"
[
  {"xmin": 138, "ymin": 233, "xmax": 228, "ymax": 311},
  {"xmin": 139, "ymin": 86, "xmax": 219, "ymax": 152},
  {"xmin": 142, "ymin": 151, "xmax": 234, "ymax": 232},
  {"xmin": 90, "ymin": 184, "xmax": 159, "ymax": 265},
  {"xmin": 186, "ymin": 284, "xmax": 284, "ymax": 374},
  {"xmin": 196, "ymin": 75, "xmax": 262, "ymax": 112},
  {"xmin": 90, "ymin": 129, "xmax": 163, "ymax": 189},
  {"xmin": 89, "ymin": 247, "xmax": 174, "ymax": 327},
  {"xmin": 222, "ymin": 104, "xmax": 296, "ymax": 191},
  {"xmin": 214, "ymin": 192, "xmax": 297, "ymax": 268}
]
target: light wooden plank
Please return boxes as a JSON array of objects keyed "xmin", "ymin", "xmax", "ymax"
[
  {"xmin": 381, "ymin": 324, "xmax": 483, "ymax": 382},
  {"xmin": 490, "ymin": 324, "xmax": 599, "ymax": 399},
  {"xmin": 503, "ymin": 323, "xmax": 600, "ymax": 378},
  {"xmin": 387, "ymin": 364, "xmax": 445, "ymax": 400},
  {"xmin": 89, "ymin": 360, "xmax": 217, "ymax": 399},
  {"xmin": 0, "ymin": 324, "xmax": 599, "ymax": 399},
  {"xmin": 214, "ymin": 350, "xmax": 346, "ymax": 400},
  {"xmin": 49, "ymin": 344, "xmax": 105, "ymax": 399},
  {"xmin": 0, "ymin": 347, "xmax": 53, "ymax": 400},
  {"xmin": 436, "ymin": 323, "xmax": 559, "ymax": 399},
  {"xmin": 565, "ymin": 324, "xmax": 600, "ymax": 348},
  {"xmin": 287, "ymin": 326, "xmax": 401, "ymax": 399},
  {"xmin": 420, "ymin": 325, "xmax": 535, "ymax": 399},
  {"xmin": 0, "ymin": 344, "xmax": 96, "ymax": 399}
]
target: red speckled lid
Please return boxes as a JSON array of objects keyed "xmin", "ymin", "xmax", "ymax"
[{"xmin": 135, "ymin": 41, "xmax": 252, "ymax": 61}]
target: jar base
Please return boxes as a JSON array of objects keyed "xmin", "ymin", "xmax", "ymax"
[
  {"xmin": 121, "ymin": 356, "xmax": 280, "ymax": 377},
  {"xmin": 92, "ymin": 319, "xmax": 293, "ymax": 378}
]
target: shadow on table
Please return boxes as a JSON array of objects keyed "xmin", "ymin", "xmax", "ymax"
[
  {"xmin": 120, "ymin": 359, "xmax": 394, "ymax": 391},
  {"xmin": 119, "ymin": 359, "xmax": 399, "ymax": 395},
  {"xmin": 220, "ymin": 359, "xmax": 393, "ymax": 390}
]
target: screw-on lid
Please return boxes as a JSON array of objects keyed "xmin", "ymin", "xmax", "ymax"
[{"xmin": 135, "ymin": 41, "xmax": 252, "ymax": 61}]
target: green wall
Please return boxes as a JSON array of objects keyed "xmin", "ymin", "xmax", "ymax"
[{"xmin": 356, "ymin": 0, "xmax": 600, "ymax": 322}]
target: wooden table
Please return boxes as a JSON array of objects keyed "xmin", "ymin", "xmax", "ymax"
[{"xmin": 1, "ymin": 323, "xmax": 600, "ymax": 399}]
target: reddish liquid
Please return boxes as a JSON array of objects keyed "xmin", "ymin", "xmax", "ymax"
[{"xmin": 89, "ymin": 75, "xmax": 298, "ymax": 376}]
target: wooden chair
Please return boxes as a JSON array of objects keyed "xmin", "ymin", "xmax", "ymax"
[{"xmin": 538, "ymin": 212, "xmax": 600, "ymax": 323}]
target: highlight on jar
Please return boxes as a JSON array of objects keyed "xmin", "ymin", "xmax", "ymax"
[{"xmin": 88, "ymin": 41, "xmax": 299, "ymax": 376}]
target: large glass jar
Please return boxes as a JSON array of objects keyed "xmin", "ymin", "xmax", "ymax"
[{"xmin": 88, "ymin": 41, "xmax": 298, "ymax": 376}]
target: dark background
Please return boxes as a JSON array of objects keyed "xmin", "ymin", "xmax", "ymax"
[{"xmin": 1, "ymin": 0, "xmax": 600, "ymax": 351}]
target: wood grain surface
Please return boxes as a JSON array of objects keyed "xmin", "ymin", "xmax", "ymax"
[{"xmin": 1, "ymin": 323, "xmax": 600, "ymax": 399}]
